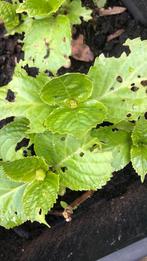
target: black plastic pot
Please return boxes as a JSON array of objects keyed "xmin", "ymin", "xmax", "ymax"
[
  {"xmin": 98, "ymin": 238, "xmax": 147, "ymax": 261},
  {"xmin": 122, "ymin": 0, "xmax": 147, "ymax": 25},
  {"xmin": 20, "ymin": 180, "xmax": 147, "ymax": 261}
]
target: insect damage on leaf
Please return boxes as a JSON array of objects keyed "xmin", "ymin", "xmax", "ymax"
[
  {"xmin": 1, "ymin": 0, "xmax": 92, "ymax": 73},
  {"xmin": 88, "ymin": 38, "xmax": 147, "ymax": 123}
]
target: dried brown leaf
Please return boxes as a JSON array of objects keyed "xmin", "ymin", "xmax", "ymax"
[
  {"xmin": 107, "ymin": 29, "xmax": 125, "ymax": 42},
  {"xmin": 99, "ymin": 6, "xmax": 126, "ymax": 16},
  {"xmin": 71, "ymin": 34, "xmax": 94, "ymax": 62}
]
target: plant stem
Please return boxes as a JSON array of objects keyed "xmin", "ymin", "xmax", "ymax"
[{"xmin": 49, "ymin": 190, "xmax": 95, "ymax": 222}]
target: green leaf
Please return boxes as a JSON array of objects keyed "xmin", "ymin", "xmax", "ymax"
[
  {"xmin": 2, "ymin": 157, "xmax": 48, "ymax": 183},
  {"xmin": 0, "ymin": 118, "xmax": 29, "ymax": 161},
  {"xmin": 34, "ymin": 132, "xmax": 81, "ymax": 165},
  {"xmin": 0, "ymin": 1, "xmax": 19, "ymax": 32},
  {"xmin": 36, "ymin": 169, "xmax": 46, "ymax": 181},
  {"xmin": 22, "ymin": 15, "xmax": 71, "ymax": 73},
  {"xmin": 88, "ymin": 38, "xmax": 147, "ymax": 123},
  {"xmin": 131, "ymin": 116, "xmax": 147, "ymax": 181},
  {"xmin": 60, "ymin": 200, "xmax": 68, "ymax": 209},
  {"xmin": 10, "ymin": 15, "xmax": 33, "ymax": 35},
  {"xmin": 92, "ymin": 126, "xmax": 131, "ymax": 171},
  {"xmin": 131, "ymin": 116, "xmax": 147, "ymax": 146},
  {"xmin": 93, "ymin": 0, "xmax": 106, "ymax": 8},
  {"xmin": 45, "ymin": 100, "xmax": 107, "ymax": 137},
  {"xmin": 0, "ymin": 166, "xmax": 27, "ymax": 229},
  {"xmin": 0, "ymin": 166, "xmax": 59, "ymax": 228},
  {"xmin": 23, "ymin": 173, "xmax": 59, "ymax": 219},
  {"xmin": 61, "ymin": 150, "xmax": 112, "ymax": 190},
  {"xmin": 41, "ymin": 73, "xmax": 93, "ymax": 106},
  {"xmin": 61, "ymin": 0, "xmax": 92, "ymax": 25},
  {"xmin": 17, "ymin": 0, "xmax": 65, "ymax": 18},
  {"xmin": 34, "ymin": 132, "xmax": 113, "ymax": 190},
  {"xmin": 114, "ymin": 121, "xmax": 135, "ymax": 133},
  {"xmin": 131, "ymin": 146, "xmax": 147, "ymax": 182},
  {"xmin": 0, "ymin": 65, "xmax": 51, "ymax": 133}
]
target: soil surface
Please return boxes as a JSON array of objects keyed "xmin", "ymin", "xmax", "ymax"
[
  {"xmin": 20, "ymin": 179, "xmax": 147, "ymax": 261},
  {"xmin": 0, "ymin": 0, "xmax": 147, "ymax": 260}
]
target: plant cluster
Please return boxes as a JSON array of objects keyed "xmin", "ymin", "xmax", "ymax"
[{"xmin": 0, "ymin": 0, "xmax": 146, "ymax": 229}]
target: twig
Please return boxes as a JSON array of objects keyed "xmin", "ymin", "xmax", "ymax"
[
  {"xmin": 70, "ymin": 190, "xmax": 94, "ymax": 209},
  {"xmin": 49, "ymin": 190, "xmax": 95, "ymax": 222},
  {"xmin": 49, "ymin": 210, "xmax": 63, "ymax": 217},
  {"xmin": 63, "ymin": 190, "xmax": 95, "ymax": 222}
]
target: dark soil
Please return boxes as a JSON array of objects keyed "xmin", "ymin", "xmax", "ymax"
[
  {"xmin": 0, "ymin": 0, "xmax": 147, "ymax": 260},
  {"xmin": 20, "ymin": 179, "xmax": 147, "ymax": 261}
]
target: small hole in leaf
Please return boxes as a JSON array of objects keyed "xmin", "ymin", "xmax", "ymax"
[
  {"xmin": 127, "ymin": 113, "xmax": 132, "ymax": 118},
  {"xmin": 131, "ymin": 86, "xmax": 139, "ymax": 92},
  {"xmin": 112, "ymin": 128, "xmax": 119, "ymax": 132},
  {"xmin": 116, "ymin": 76, "xmax": 123, "ymax": 83},
  {"xmin": 63, "ymin": 10, "xmax": 68, "ymax": 15},
  {"xmin": 79, "ymin": 152, "xmax": 84, "ymax": 157},
  {"xmin": 89, "ymin": 144, "xmax": 98, "ymax": 152},
  {"xmin": 24, "ymin": 65, "xmax": 39, "ymax": 77},
  {"xmin": 15, "ymin": 212, "xmax": 17, "ymax": 215},
  {"xmin": 45, "ymin": 70, "xmax": 53, "ymax": 77},
  {"xmin": 129, "ymin": 120, "xmax": 136, "ymax": 124},
  {"xmin": 49, "ymin": 166, "xmax": 56, "ymax": 173},
  {"xmin": 144, "ymin": 112, "xmax": 147, "ymax": 119},
  {"xmin": 0, "ymin": 117, "xmax": 14, "ymax": 129},
  {"xmin": 110, "ymin": 87, "xmax": 114, "ymax": 91},
  {"xmin": 39, "ymin": 209, "xmax": 42, "ymax": 215},
  {"xmin": 28, "ymin": 144, "xmax": 35, "ymax": 156},
  {"xmin": 61, "ymin": 166, "xmax": 68, "ymax": 172},
  {"xmin": 131, "ymin": 83, "xmax": 135, "ymax": 86},
  {"xmin": 96, "ymin": 122, "xmax": 113, "ymax": 129},
  {"xmin": 138, "ymin": 75, "xmax": 141, "ymax": 78},
  {"xmin": 23, "ymin": 150, "xmax": 28, "ymax": 157},
  {"xmin": 15, "ymin": 138, "xmax": 29, "ymax": 151},
  {"xmin": 141, "ymin": 80, "xmax": 147, "ymax": 86},
  {"xmin": 6, "ymin": 89, "xmax": 15, "ymax": 102}
]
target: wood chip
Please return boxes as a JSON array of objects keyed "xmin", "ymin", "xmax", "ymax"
[
  {"xmin": 99, "ymin": 6, "xmax": 126, "ymax": 16},
  {"xmin": 107, "ymin": 29, "xmax": 125, "ymax": 42},
  {"xmin": 71, "ymin": 34, "xmax": 94, "ymax": 62}
]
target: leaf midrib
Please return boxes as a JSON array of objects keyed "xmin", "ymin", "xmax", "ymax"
[{"xmin": 0, "ymin": 183, "xmax": 26, "ymax": 200}]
